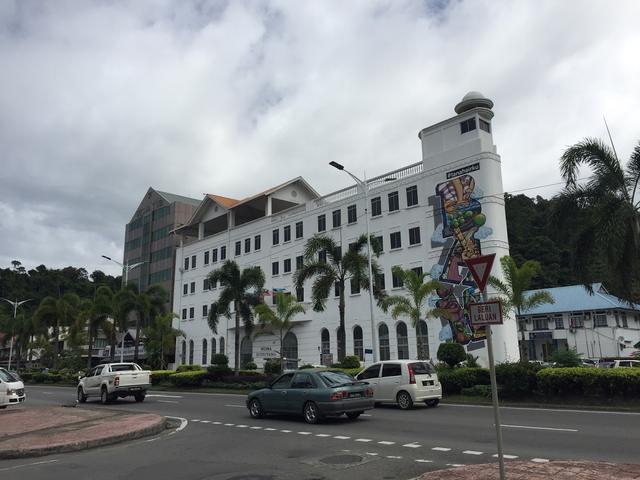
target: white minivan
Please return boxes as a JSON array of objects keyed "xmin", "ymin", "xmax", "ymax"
[
  {"xmin": 0, "ymin": 367, "xmax": 26, "ymax": 409},
  {"xmin": 355, "ymin": 360, "xmax": 442, "ymax": 409}
]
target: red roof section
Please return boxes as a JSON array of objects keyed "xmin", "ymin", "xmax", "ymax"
[{"xmin": 206, "ymin": 194, "xmax": 239, "ymax": 209}]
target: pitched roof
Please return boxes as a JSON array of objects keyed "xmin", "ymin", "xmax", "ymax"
[
  {"xmin": 230, "ymin": 176, "xmax": 320, "ymax": 209},
  {"xmin": 156, "ymin": 190, "xmax": 201, "ymax": 208},
  {"xmin": 206, "ymin": 194, "xmax": 239, "ymax": 209},
  {"xmin": 521, "ymin": 283, "xmax": 639, "ymax": 315}
]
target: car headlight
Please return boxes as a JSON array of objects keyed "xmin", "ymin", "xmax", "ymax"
[{"xmin": 6, "ymin": 389, "xmax": 16, "ymax": 395}]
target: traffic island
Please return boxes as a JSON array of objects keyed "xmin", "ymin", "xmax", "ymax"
[
  {"xmin": 0, "ymin": 406, "xmax": 166, "ymax": 459},
  {"xmin": 416, "ymin": 460, "xmax": 640, "ymax": 480}
]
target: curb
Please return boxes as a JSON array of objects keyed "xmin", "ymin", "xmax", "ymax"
[{"xmin": 0, "ymin": 415, "xmax": 167, "ymax": 460}]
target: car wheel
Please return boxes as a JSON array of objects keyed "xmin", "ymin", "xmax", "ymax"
[
  {"xmin": 77, "ymin": 387, "xmax": 88, "ymax": 403},
  {"xmin": 425, "ymin": 399, "xmax": 440, "ymax": 408},
  {"xmin": 397, "ymin": 391, "xmax": 413, "ymax": 410},
  {"xmin": 100, "ymin": 387, "xmax": 110, "ymax": 405},
  {"xmin": 249, "ymin": 398, "xmax": 265, "ymax": 419},
  {"xmin": 134, "ymin": 393, "xmax": 146, "ymax": 403},
  {"xmin": 303, "ymin": 401, "xmax": 321, "ymax": 424},
  {"xmin": 346, "ymin": 411, "xmax": 362, "ymax": 420}
]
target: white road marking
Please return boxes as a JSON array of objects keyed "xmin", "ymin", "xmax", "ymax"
[
  {"xmin": 200, "ymin": 420, "xmax": 211, "ymax": 424},
  {"xmin": 157, "ymin": 400, "xmax": 179, "ymax": 404},
  {"xmin": 531, "ymin": 458, "xmax": 550, "ymax": 463},
  {"xmin": 280, "ymin": 429, "xmax": 292, "ymax": 433},
  {"xmin": 361, "ymin": 414, "xmax": 372, "ymax": 417},
  {"xmin": 146, "ymin": 394, "xmax": 183, "ymax": 398},
  {"xmin": 315, "ymin": 433, "xmax": 331, "ymax": 437},
  {"xmin": 378, "ymin": 441, "xmax": 395, "ymax": 445},
  {"xmin": 355, "ymin": 438, "xmax": 373, "ymax": 442},
  {"xmin": 41, "ymin": 392, "xmax": 53, "ymax": 395},
  {"xmin": 463, "ymin": 450, "xmax": 483, "ymax": 455},
  {"xmin": 333, "ymin": 435, "xmax": 351, "ymax": 440},
  {"xmin": 386, "ymin": 455, "xmax": 402, "ymax": 459},
  {"xmin": 415, "ymin": 459, "xmax": 433, "ymax": 463},
  {"xmin": 502, "ymin": 424, "xmax": 578, "ymax": 432},
  {"xmin": 0, "ymin": 460, "xmax": 59, "ymax": 472},
  {"xmin": 144, "ymin": 437, "xmax": 159, "ymax": 442},
  {"xmin": 250, "ymin": 426, "xmax": 263, "ymax": 430},
  {"xmin": 166, "ymin": 416, "xmax": 188, "ymax": 433},
  {"xmin": 224, "ymin": 404, "xmax": 245, "ymax": 408},
  {"xmin": 447, "ymin": 463, "xmax": 464, "ymax": 467},
  {"xmin": 212, "ymin": 421, "xmax": 222, "ymax": 425},
  {"xmin": 442, "ymin": 403, "xmax": 640, "ymax": 416},
  {"xmin": 366, "ymin": 452, "xmax": 379, "ymax": 456},
  {"xmin": 493, "ymin": 454, "xmax": 519, "ymax": 459},
  {"xmin": 432, "ymin": 447, "xmax": 451, "ymax": 451},
  {"xmin": 191, "ymin": 419, "xmax": 201, "ymax": 422},
  {"xmin": 224, "ymin": 423, "xmax": 235, "ymax": 426},
  {"xmin": 298, "ymin": 431, "xmax": 312, "ymax": 435},
  {"xmin": 265, "ymin": 427, "xmax": 277, "ymax": 431},
  {"xmin": 236, "ymin": 425, "xmax": 248, "ymax": 428},
  {"xmin": 403, "ymin": 443, "xmax": 421, "ymax": 448}
]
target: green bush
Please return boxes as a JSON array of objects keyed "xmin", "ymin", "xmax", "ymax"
[
  {"xmin": 264, "ymin": 358, "xmax": 282, "ymax": 375},
  {"xmin": 176, "ymin": 364, "xmax": 202, "ymax": 372},
  {"xmin": 461, "ymin": 384, "xmax": 493, "ymax": 398},
  {"xmin": 299, "ymin": 364, "xmax": 315, "ymax": 369},
  {"xmin": 464, "ymin": 354, "xmax": 480, "ymax": 368},
  {"xmin": 211, "ymin": 354, "xmax": 229, "ymax": 366},
  {"xmin": 438, "ymin": 367, "xmax": 490, "ymax": 395},
  {"xmin": 243, "ymin": 362, "xmax": 258, "ymax": 370},
  {"xmin": 328, "ymin": 367, "xmax": 363, "ymax": 378},
  {"xmin": 238, "ymin": 370, "xmax": 265, "ymax": 377},
  {"xmin": 169, "ymin": 370, "xmax": 207, "ymax": 387},
  {"xmin": 32, "ymin": 372, "xmax": 64, "ymax": 383},
  {"xmin": 340, "ymin": 356, "xmax": 361, "ymax": 369},
  {"xmin": 495, "ymin": 361, "xmax": 542, "ymax": 398},
  {"xmin": 437, "ymin": 343, "xmax": 467, "ymax": 368},
  {"xmin": 150, "ymin": 370, "xmax": 174, "ymax": 385},
  {"xmin": 550, "ymin": 348, "xmax": 582, "ymax": 367},
  {"xmin": 537, "ymin": 367, "xmax": 640, "ymax": 398},
  {"xmin": 206, "ymin": 365, "xmax": 233, "ymax": 380},
  {"xmin": 207, "ymin": 381, "xmax": 269, "ymax": 390}
]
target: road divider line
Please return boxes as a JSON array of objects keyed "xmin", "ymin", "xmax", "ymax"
[
  {"xmin": 403, "ymin": 443, "xmax": 421, "ymax": 448},
  {"xmin": 250, "ymin": 426, "xmax": 263, "ymax": 430},
  {"xmin": 378, "ymin": 441, "xmax": 395, "ymax": 445},
  {"xmin": 386, "ymin": 455, "xmax": 402, "ymax": 459},
  {"xmin": 212, "ymin": 421, "xmax": 222, "ymax": 425},
  {"xmin": 447, "ymin": 463, "xmax": 465, "ymax": 467},
  {"xmin": 166, "ymin": 416, "xmax": 188, "ymax": 433},
  {"xmin": 415, "ymin": 459, "xmax": 433, "ymax": 463},
  {"xmin": 298, "ymin": 431, "xmax": 312, "ymax": 435},
  {"xmin": 147, "ymin": 394, "xmax": 183, "ymax": 398},
  {"xmin": 531, "ymin": 458, "xmax": 550, "ymax": 463},
  {"xmin": 236, "ymin": 425, "xmax": 248, "ymax": 428},
  {"xmin": 224, "ymin": 404, "xmax": 245, "ymax": 408},
  {"xmin": 493, "ymin": 454, "xmax": 518, "ymax": 459},
  {"xmin": 157, "ymin": 400, "xmax": 179, "ymax": 404},
  {"xmin": 502, "ymin": 424, "xmax": 578, "ymax": 432},
  {"xmin": 366, "ymin": 452, "xmax": 379, "ymax": 456},
  {"xmin": 200, "ymin": 420, "xmax": 211, "ymax": 423},
  {"xmin": 333, "ymin": 435, "xmax": 351, "ymax": 440},
  {"xmin": 315, "ymin": 433, "xmax": 331, "ymax": 437},
  {"xmin": 224, "ymin": 423, "xmax": 235, "ymax": 426},
  {"xmin": 0, "ymin": 459, "xmax": 59, "ymax": 472},
  {"xmin": 265, "ymin": 428, "xmax": 277, "ymax": 431},
  {"xmin": 432, "ymin": 447, "xmax": 451, "ymax": 451},
  {"xmin": 355, "ymin": 438, "xmax": 373, "ymax": 442},
  {"xmin": 463, "ymin": 450, "xmax": 483, "ymax": 455},
  {"xmin": 280, "ymin": 429, "xmax": 292, "ymax": 433}
]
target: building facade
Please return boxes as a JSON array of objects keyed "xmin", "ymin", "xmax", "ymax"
[
  {"xmin": 518, "ymin": 283, "xmax": 640, "ymax": 361},
  {"xmin": 172, "ymin": 92, "xmax": 520, "ymax": 369},
  {"xmin": 123, "ymin": 188, "xmax": 200, "ymax": 310}
]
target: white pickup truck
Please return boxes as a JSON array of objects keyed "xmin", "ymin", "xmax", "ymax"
[{"xmin": 77, "ymin": 363, "xmax": 151, "ymax": 404}]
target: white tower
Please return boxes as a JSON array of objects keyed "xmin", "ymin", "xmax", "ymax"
[{"xmin": 419, "ymin": 92, "xmax": 520, "ymax": 364}]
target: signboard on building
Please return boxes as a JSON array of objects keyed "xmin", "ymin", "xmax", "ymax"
[
  {"xmin": 469, "ymin": 300, "xmax": 503, "ymax": 326},
  {"xmin": 255, "ymin": 346, "xmax": 278, "ymax": 359}
]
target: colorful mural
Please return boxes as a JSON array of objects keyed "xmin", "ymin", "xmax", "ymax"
[{"xmin": 430, "ymin": 173, "xmax": 492, "ymax": 349}]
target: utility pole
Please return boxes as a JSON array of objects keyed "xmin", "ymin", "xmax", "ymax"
[{"xmin": 1, "ymin": 298, "xmax": 31, "ymax": 370}]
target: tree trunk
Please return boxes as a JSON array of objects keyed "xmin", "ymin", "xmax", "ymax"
[
  {"xmin": 110, "ymin": 320, "xmax": 116, "ymax": 362},
  {"xmin": 133, "ymin": 313, "xmax": 141, "ymax": 362},
  {"xmin": 337, "ymin": 282, "xmax": 346, "ymax": 362},
  {"xmin": 15, "ymin": 339, "xmax": 22, "ymax": 371},
  {"xmin": 87, "ymin": 327, "xmax": 94, "ymax": 370},
  {"xmin": 415, "ymin": 323, "xmax": 423, "ymax": 360},
  {"xmin": 234, "ymin": 302, "xmax": 240, "ymax": 376},
  {"xmin": 53, "ymin": 320, "xmax": 60, "ymax": 370}
]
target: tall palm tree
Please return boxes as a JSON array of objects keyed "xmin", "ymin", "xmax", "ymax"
[
  {"xmin": 380, "ymin": 267, "xmax": 445, "ymax": 359},
  {"xmin": 254, "ymin": 292, "xmax": 306, "ymax": 366},
  {"xmin": 488, "ymin": 256, "xmax": 554, "ymax": 359},
  {"xmin": 80, "ymin": 286, "xmax": 114, "ymax": 369},
  {"xmin": 109, "ymin": 286, "xmax": 138, "ymax": 362},
  {"xmin": 144, "ymin": 312, "xmax": 183, "ymax": 370},
  {"xmin": 555, "ymin": 138, "xmax": 640, "ymax": 302},
  {"xmin": 207, "ymin": 261, "xmax": 265, "ymax": 375},
  {"xmin": 0, "ymin": 310, "xmax": 41, "ymax": 371},
  {"xmin": 34, "ymin": 293, "xmax": 81, "ymax": 369},
  {"xmin": 134, "ymin": 284, "xmax": 168, "ymax": 361},
  {"xmin": 293, "ymin": 234, "xmax": 383, "ymax": 362}
]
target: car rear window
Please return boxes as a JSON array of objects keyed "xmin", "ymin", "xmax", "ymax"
[
  {"xmin": 110, "ymin": 364, "xmax": 139, "ymax": 372},
  {"xmin": 409, "ymin": 362, "xmax": 435, "ymax": 374},
  {"xmin": 317, "ymin": 371, "xmax": 354, "ymax": 387}
]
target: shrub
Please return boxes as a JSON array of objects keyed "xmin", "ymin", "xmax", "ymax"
[
  {"xmin": 495, "ymin": 361, "xmax": 542, "ymax": 398},
  {"xmin": 211, "ymin": 354, "xmax": 229, "ymax": 366},
  {"xmin": 437, "ymin": 343, "xmax": 467, "ymax": 368},
  {"xmin": 238, "ymin": 370, "xmax": 265, "ymax": 377},
  {"xmin": 206, "ymin": 365, "xmax": 233, "ymax": 380},
  {"xmin": 299, "ymin": 364, "xmax": 315, "ymax": 370},
  {"xmin": 438, "ymin": 367, "xmax": 490, "ymax": 395},
  {"xmin": 461, "ymin": 384, "xmax": 493, "ymax": 398},
  {"xmin": 243, "ymin": 362, "xmax": 258, "ymax": 370},
  {"xmin": 550, "ymin": 348, "xmax": 582, "ymax": 367},
  {"xmin": 340, "ymin": 356, "xmax": 361, "ymax": 369},
  {"xmin": 177, "ymin": 364, "xmax": 202, "ymax": 372},
  {"xmin": 537, "ymin": 367, "xmax": 640, "ymax": 398},
  {"xmin": 464, "ymin": 354, "xmax": 480, "ymax": 368},
  {"xmin": 169, "ymin": 370, "xmax": 207, "ymax": 387},
  {"xmin": 207, "ymin": 381, "xmax": 269, "ymax": 390},
  {"xmin": 328, "ymin": 367, "xmax": 364, "ymax": 378},
  {"xmin": 220, "ymin": 374, "xmax": 272, "ymax": 384},
  {"xmin": 264, "ymin": 358, "xmax": 282, "ymax": 375},
  {"xmin": 150, "ymin": 370, "xmax": 174, "ymax": 385}
]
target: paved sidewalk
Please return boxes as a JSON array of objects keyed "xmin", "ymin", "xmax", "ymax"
[
  {"xmin": 0, "ymin": 406, "xmax": 165, "ymax": 459},
  {"xmin": 417, "ymin": 461, "xmax": 640, "ymax": 480}
]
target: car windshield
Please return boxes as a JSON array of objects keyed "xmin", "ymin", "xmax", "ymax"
[
  {"xmin": 409, "ymin": 362, "xmax": 435, "ymax": 374},
  {"xmin": 317, "ymin": 370, "xmax": 355, "ymax": 387},
  {"xmin": 0, "ymin": 369, "xmax": 19, "ymax": 382},
  {"xmin": 110, "ymin": 364, "xmax": 139, "ymax": 372}
]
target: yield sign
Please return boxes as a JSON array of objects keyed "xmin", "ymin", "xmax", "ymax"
[{"xmin": 465, "ymin": 253, "xmax": 496, "ymax": 293}]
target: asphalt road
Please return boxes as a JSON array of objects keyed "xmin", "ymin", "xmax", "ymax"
[{"xmin": 2, "ymin": 385, "xmax": 639, "ymax": 480}]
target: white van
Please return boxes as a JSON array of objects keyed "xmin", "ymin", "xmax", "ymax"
[
  {"xmin": 355, "ymin": 360, "xmax": 442, "ymax": 409},
  {"xmin": 0, "ymin": 367, "xmax": 26, "ymax": 409}
]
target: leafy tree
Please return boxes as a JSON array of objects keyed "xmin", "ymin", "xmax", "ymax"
[
  {"xmin": 254, "ymin": 292, "xmax": 306, "ymax": 366},
  {"xmin": 109, "ymin": 286, "xmax": 138, "ymax": 362},
  {"xmin": 207, "ymin": 261, "xmax": 265, "ymax": 375},
  {"xmin": 437, "ymin": 342, "xmax": 466, "ymax": 368},
  {"xmin": 293, "ymin": 234, "xmax": 383, "ymax": 361},
  {"xmin": 555, "ymin": 138, "xmax": 640, "ymax": 302},
  {"xmin": 34, "ymin": 293, "xmax": 82, "ymax": 369},
  {"xmin": 132, "ymin": 284, "xmax": 168, "ymax": 362},
  {"xmin": 79, "ymin": 286, "xmax": 115, "ymax": 369},
  {"xmin": 550, "ymin": 347, "xmax": 582, "ymax": 367},
  {"xmin": 380, "ymin": 266, "xmax": 445, "ymax": 359},
  {"xmin": 144, "ymin": 312, "xmax": 183, "ymax": 370}
]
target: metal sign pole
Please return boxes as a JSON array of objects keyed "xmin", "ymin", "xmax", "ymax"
[{"xmin": 485, "ymin": 315, "xmax": 506, "ymax": 479}]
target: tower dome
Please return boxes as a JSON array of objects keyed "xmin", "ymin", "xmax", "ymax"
[{"xmin": 454, "ymin": 91, "xmax": 494, "ymax": 114}]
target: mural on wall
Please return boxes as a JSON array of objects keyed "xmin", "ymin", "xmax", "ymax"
[{"xmin": 430, "ymin": 172, "xmax": 493, "ymax": 349}]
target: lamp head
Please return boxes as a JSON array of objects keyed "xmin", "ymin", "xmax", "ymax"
[{"xmin": 329, "ymin": 161, "xmax": 344, "ymax": 171}]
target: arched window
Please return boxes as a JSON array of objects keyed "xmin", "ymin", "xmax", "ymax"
[
  {"xmin": 282, "ymin": 332, "xmax": 299, "ymax": 370},
  {"xmin": 320, "ymin": 328, "xmax": 330, "ymax": 365},
  {"xmin": 353, "ymin": 326, "xmax": 364, "ymax": 360},
  {"xmin": 240, "ymin": 336, "xmax": 253, "ymax": 368},
  {"xmin": 188, "ymin": 340, "xmax": 194, "ymax": 365},
  {"xmin": 417, "ymin": 320, "xmax": 429, "ymax": 359},
  {"xmin": 202, "ymin": 338, "xmax": 208, "ymax": 365},
  {"xmin": 211, "ymin": 337, "xmax": 217, "ymax": 360},
  {"xmin": 379, "ymin": 323, "xmax": 390, "ymax": 361},
  {"xmin": 397, "ymin": 322, "xmax": 409, "ymax": 359},
  {"xmin": 181, "ymin": 340, "xmax": 186, "ymax": 364},
  {"xmin": 219, "ymin": 336, "xmax": 225, "ymax": 354}
]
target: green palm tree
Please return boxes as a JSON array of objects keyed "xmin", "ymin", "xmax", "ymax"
[
  {"xmin": 254, "ymin": 292, "xmax": 306, "ymax": 366},
  {"xmin": 0, "ymin": 310, "xmax": 41, "ymax": 371},
  {"xmin": 555, "ymin": 138, "xmax": 640, "ymax": 302},
  {"xmin": 79, "ymin": 286, "xmax": 114, "ymax": 369},
  {"xmin": 132, "ymin": 284, "xmax": 168, "ymax": 362},
  {"xmin": 293, "ymin": 234, "xmax": 383, "ymax": 362},
  {"xmin": 34, "ymin": 293, "xmax": 82, "ymax": 369},
  {"xmin": 488, "ymin": 256, "xmax": 554, "ymax": 359},
  {"xmin": 207, "ymin": 261, "xmax": 265, "ymax": 375},
  {"xmin": 144, "ymin": 312, "xmax": 183, "ymax": 370},
  {"xmin": 110, "ymin": 286, "xmax": 138, "ymax": 362},
  {"xmin": 380, "ymin": 267, "xmax": 445, "ymax": 359}
]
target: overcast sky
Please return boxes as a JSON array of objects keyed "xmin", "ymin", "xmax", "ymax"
[{"xmin": 1, "ymin": 0, "xmax": 639, "ymax": 278}]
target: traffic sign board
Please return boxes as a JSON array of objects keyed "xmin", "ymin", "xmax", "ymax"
[
  {"xmin": 469, "ymin": 300, "xmax": 503, "ymax": 326},
  {"xmin": 465, "ymin": 253, "xmax": 496, "ymax": 293}
]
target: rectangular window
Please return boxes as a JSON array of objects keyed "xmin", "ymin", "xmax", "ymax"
[
  {"xmin": 317, "ymin": 214, "xmax": 326, "ymax": 232},
  {"xmin": 189, "ymin": 307, "xmax": 194, "ymax": 319},
  {"xmin": 212, "ymin": 248, "xmax": 218, "ymax": 263},
  {"xmin": 350, "ymin": 278, "xmax": 360, "ymax": 295},
  {"xmin": 190, "ymin": 282, "xmax": 196, "ymax": 294},
  {"xmin": 202, "ymin": 304, "xmax": 208, "ymax": 317},
  {"xmin": 319, "ymin": 250, "xmax": 327, "ymax": 264},
  {"xmin": 244, "ymin": 238, "xmax": 251, "ymax": 254},
  {"xmin": 373, "ymin": 235, "xmax": 383, "ymax": 253},
  {"xmin": 347, "ymin": 204, "xmax": 357, "ymax": 224},
  {"xmin": 184, "ymin": 257, "xmax": 189, "ymax": 270},
  {"xmin": 390, "ymin": 231, "xmax": 402, "ymax": 249},
  {"xmin": 406, "ymin": 185, "xmax": 418, "ymax": 207},
  {"xmin": 371, "ymin": 197, "xmax": 382, "ymax": 217},
  {"xmin": 594, "ymin": 313, "xmax": 607, "ymax": 327},
  {"xmin": 295, "ymin": 221, "xmax": 303, "ymax": 239},
  {"xmin": 191, "ymin": 255, "xmax": 196, "ymax": 269},
  {"xmin": 622, "ymin": 313, "xmax": 628, "ymax": 328},
  {"xmin": 392, "ymin": 267, "xmax": 403, "ymax": 288},
  {"xmin": 272, "ymin": 229, "xmax": 280, "ymax": 245},
  {"xmin": 555, "ymin": 317, "xmax": 565, "ymax": 329},
  {"xmin": 203, "ymin": 278, "xmax": 210, "ymax": 291},
  {"xmin": 388, "ymin": 191, "xmax": 399, "ymax": 212},
  {"xmin": 409, "ymin": 226, "xmax": 421, "ymax": 245},
  {"xmin": 272, "ymin": 261, "xmax": 279, "ymax": 276},
  {"xmin": 296, "ymin": 287, "xmax": 304, "ymax": 302},
  {"xmin": 479, "ymin": 118, "xmax": 491, "ymax": 133},
  {"xmin": 334, "ymin": 282, "xmax": 340, "ymax": 297},
  {"xmin": 375, "ymin": 273, "xmax": 386, "ymax": 290},
  {"xmin": 254, "ymin": 235, "xmax": 261, "ymax": 251},
  {"xmin": 283, "ymin": 258, "xmax": 291, "ymax": 273},
  {"xmin": 332, "ymin": 209, "xmax": 341, "ymax": 228},
  {"xmin": 204, "ymin": 251, "xmax": 210, "ymax": 265},
  {"xmin": 533, "ymin": 317, "xmax": 548, "ymax": 331},
  {"xmin": 296, "ymin": 255, "xmax": 304, "ymax": 270},
  {"xmin": 235, "ymin": 241, "xmax": 241, "ymax": 256},
  {"xmin": 220, "ymin": 246, "xmax": 226, "ymax": 260},
  {"xmin": 411, "ymin": 266, "xmax": 423, "ymax": 277},
  {"xmin": 183, "ymin": 284, "xmax": 188, "ymax": 295},
  {"xmin": 182, "ymin": 308, "xmax": 187, "ymax": 320},
  {"xmin": 460, "ymin": 117, "xmax": 477, "ymax": 134},
  {"xmin": 570, "ymin": 314, "xmax": 584, "ymax": 328},
  {"xmin": 283, "ymin": 225, "xmax": 291, "ymax": 242}
]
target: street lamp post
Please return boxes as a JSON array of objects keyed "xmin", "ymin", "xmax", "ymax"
[
  {"xmin": 329, "ymin": 161, "xmax": 378, "ymax": 363},
  {"xmin": 101, "ymin": 255, "xmax": 145, "ymax": 363},
  {"xmin": 1, "ymin": 298, "xmax": 31, "ymax": 370}
]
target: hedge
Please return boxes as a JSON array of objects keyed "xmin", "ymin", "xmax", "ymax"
[
  {"xmin": 495, "ymin": 362, "xmax": 542, "ymax": 398},
  {"xmin": 151, "ymin": 370, "xmax": 174, "ymax": 385},
  {"xmin": 176, "ymin": 364, "xmax": 203, "ymax": 373},
  {"xmin": 537, "ymin": 367, "xmax": 640, "ymax": 398},
  {"xmin": 168, "ymin": 370, "xmax": 208, "ymax": 387},
  {"xmin": 207, "ymin": 381, "xmax": 269, "ymax": 390},
  {"xmin": 437, "ymin": 368, "xmax": 490, "ymax": 395}
]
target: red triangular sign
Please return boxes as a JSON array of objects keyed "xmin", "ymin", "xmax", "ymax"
[{"xmin": 465, "ymin": 254, "xmax": 496, "ymax": 293}]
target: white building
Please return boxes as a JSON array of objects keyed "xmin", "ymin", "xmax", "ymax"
[{"xmin": 172, "ymin": 92, "xmax": 520, "ymax": 369}]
